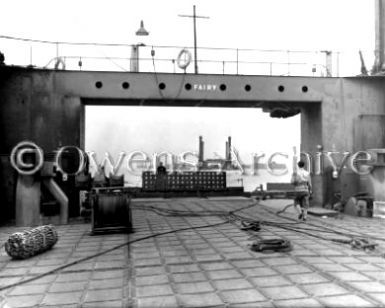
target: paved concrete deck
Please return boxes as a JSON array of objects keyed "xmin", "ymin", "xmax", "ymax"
[{"xmin": 1, "ymin": 197, "xmax": 385, "ymax": 307}]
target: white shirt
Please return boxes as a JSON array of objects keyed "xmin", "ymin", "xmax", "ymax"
[{"xmin": 292, "ymin": 168, "xmax": 311, "ymax": 192}]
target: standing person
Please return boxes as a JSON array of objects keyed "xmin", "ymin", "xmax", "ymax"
[
  {"xmin": 291, "ymin": 160, "xmax": 312, "ymax": 221},
  {"xmin": 156, "ymin": 162, "xmax": 167, "ymax": 175}
]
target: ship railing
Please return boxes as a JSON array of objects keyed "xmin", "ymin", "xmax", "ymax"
[{"xmin": 0, "ymin": 35, "xmax": 375, "ymax": 77}]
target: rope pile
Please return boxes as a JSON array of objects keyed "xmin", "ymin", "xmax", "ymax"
[
  {"xmin": 250, "ymin": 239, "xmax": 292, "ymax": 252},
  {"xmin": 4, "ymin": 225, "xmax": 58, "ymax": 259}
]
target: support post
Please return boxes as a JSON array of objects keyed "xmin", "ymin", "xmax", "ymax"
[
  {"xmin": 16, "ymin": 175, "xmax": 41, "ymax": 226},
  {"xmin": 44, "ymin": 178, "xmax": 69, "ymax": 225}
]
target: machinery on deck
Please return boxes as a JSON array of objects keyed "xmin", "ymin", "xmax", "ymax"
[
  {"xmin": 251, "ymin": 182, "xmax": 305, "ymax": 200},
  {"xmin": 89, "ymin": 186, "xmax": 132, "ymax": 235}
]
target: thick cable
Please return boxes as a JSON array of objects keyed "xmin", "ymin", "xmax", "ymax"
[
  {"xmin": 0, "ymin": 221, "xmax": 227, "ymax": 291},
  {"xmin": 1, "ymin": 198, "xmax": 383, "ymax": 291}
]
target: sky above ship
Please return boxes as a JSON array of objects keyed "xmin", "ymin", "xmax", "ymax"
[{"xmin": 0, "ymin": 0, "xmax": 375, "ymax": 73}]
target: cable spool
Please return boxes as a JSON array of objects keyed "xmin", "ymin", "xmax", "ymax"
[
  {"xmin": 4, "ymin": 225, "xmax": 58, "ymax": 259},
  {"xmin": 91, "ymin": 189, "xmax": 132, "ymax": 234}
]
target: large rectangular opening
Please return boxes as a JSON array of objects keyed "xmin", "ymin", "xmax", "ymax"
[{"xmin": 85, "ymin": 105, "xmax": 300, "ymax": 192}]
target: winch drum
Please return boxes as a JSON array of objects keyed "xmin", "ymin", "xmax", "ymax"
[{"xmin": 91, "ymin": 190, "xmax": 132, "ymax": 234}]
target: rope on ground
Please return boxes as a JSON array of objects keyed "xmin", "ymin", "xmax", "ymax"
[
  {"xmin": 2, "ymin": 198, "xmax": 381, "ymax": 291},
  {"xmin": 0, "ymin": 221, "xmax": 227, "ymax": 292},
  {"xmin": 229, "ymin": 200, "xmax": 381, "ymax": 255},
  {"xmin": 0, "ymin": 201, "xmax": 259, "ymax": 291},
  {"xmin": 276, "ymin": 202, "xmax": 294, "ymax": 215},
  {"xmin": 135, "ymin": 201, "xmax": 366, "ymax": 249},
  {"xmin": 134, "ymin": 200, "xmax": 382, "ymax": 251},
  {"xmin": 250, "ymin": 239, "xmax": 292, "ymax": 252},
  {"xmin": 258, "ymin": 199, "xmax": 385, "ymax": 243},
  {"xmin": 131, "ymin": 200, "xmax": 259, "ymax": 218}
]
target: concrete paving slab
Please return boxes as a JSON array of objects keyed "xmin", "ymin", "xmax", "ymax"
[
  {"xmin": 319, "ymin": 294, "xmax": 375, "ymax": 307},
  {"xmin": 2, "ymin": 198, "xmax": 385, "ymax": 307}
]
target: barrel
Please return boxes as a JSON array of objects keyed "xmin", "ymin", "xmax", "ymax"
[{"xmin": 91, "ymin": 190, "xmax": 132, "ymax": 234}]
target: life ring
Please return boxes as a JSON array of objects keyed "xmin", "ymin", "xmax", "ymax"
[
  {"xmin": 10, "ymin": 141, "xmax": 44, "ymax": 175},
  {"xmin": 177, "ymin": 48, "xmax": 192, "ymax": 70},
  {"xmin": 54, "ymin": 57, "xmax": 66, "ymax": 70}
]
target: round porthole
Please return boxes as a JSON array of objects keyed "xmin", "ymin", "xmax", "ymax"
[
  {"xmin": 302, "ymin": 86, "xmax": 308, "ymax": 93},
  {"xmin": 220, "ymin": 84, "xmax": 227, "ymax": 91},
  {"xmin": 278, "ymin": 85, "xmax": 285, "ymax": 92},
  {"xmin": 159, "ymin": 82, "xmax": 166, "ymax": 90},
  {"xmin": 95, "ymin": 81, "xmax": 103, "ymax": 89},
  {"xmin": 245, "ymin": 84, "xmax": 251, "ymax": 92},
  {"xmin": 122, "ymin": 82, "xmax": 130, "ymax": 89}
]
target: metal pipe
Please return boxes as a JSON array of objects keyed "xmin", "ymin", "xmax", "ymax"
[
  {"xmin": 236, "ymin": 48, "xmax": 239, "ymax": 75},
  {"xmin": 43, "ymin": 178, "xmax": 69, "ymax": 224},
  {"xmin": 193, "ymin": 5, "xmax": 198, "ymax": 74},
  {"xmin": 29, "ymin": 45, "xmax": 33, "ymax": 66}
]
